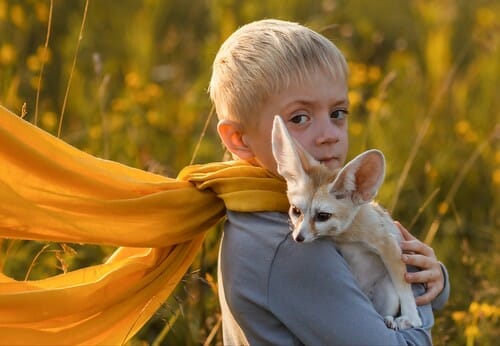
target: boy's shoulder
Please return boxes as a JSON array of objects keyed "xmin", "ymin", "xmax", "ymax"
[
  {"xmin": 222, "ymin": 210, "xmax": 344, "ymax": 270},
  {"xmin": 221, "ymin": 210, "xmax": 348, "ymax": 299},
  {"xmin": 224, "ymin": 210, "xmax": 290, "ymax": 249}
]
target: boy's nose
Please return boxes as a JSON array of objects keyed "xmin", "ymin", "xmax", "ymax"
[{"xmin": 315, "ymin": 121, "xmax": 340, "ymax": 145}]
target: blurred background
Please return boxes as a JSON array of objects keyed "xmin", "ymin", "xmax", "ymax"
[{"xmin": 0, "ymin": 0, "xmax": 498, "ymax": 344}]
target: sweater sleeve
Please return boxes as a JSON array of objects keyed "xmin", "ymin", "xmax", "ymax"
[
  {"xmin": 268, "ymin": 235, "xmax": 434, "ymax": 346},
  {"xmin": 432, "ymin": 262, "xmax": 451, "ymax": 310}
]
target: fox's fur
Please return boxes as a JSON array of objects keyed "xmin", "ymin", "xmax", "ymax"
[{"xmin": 271, "ymin": 115, "xmax": 422, "ymax": 329}]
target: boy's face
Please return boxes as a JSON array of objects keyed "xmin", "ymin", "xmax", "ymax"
[{"xmin": 243, "ymin": 70, "xmax": 349, "ymax": 175}]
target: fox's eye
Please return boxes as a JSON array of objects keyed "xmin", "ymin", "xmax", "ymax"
[
  {"xmin": 290, "ymin": 205, "xmax": 302, "ymax": 217},
  {"xmin": 316, "ymin": 212, "xmax": 332, "ymax": 222}
]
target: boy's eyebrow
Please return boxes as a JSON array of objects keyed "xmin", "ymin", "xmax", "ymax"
[{"xmin": 284, "ymin": 98, "xmax": 349, "ymax": 109}]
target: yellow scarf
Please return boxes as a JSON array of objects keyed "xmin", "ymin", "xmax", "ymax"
[{"xmin": 0, "ymin": 105, "xmax": 288, "ymax": 345}]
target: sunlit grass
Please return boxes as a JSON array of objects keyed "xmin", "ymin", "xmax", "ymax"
[{"xmin": 0, "ymin": 0, "xmax": 498, "ymax": 345}]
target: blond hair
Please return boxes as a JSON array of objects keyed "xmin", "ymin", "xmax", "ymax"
[{"xmin": 209, "ymin": 19, "xmax": 348, "ymax": 129}]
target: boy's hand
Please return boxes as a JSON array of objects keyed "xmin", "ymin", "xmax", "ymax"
[{"xmin": 395, "ymin": 221, "xmax": 445, "ymax": 306}]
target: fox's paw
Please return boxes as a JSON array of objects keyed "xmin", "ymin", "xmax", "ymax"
[
  {"xmin": 384, "ymin": 316, "xmax": 398, "ymax": 330},
  {"xmin": 395, "ymin": 315, "xmax": 422, "ymax": 329}
]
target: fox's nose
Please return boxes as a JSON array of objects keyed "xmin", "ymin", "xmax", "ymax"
[{"xmin": 295, "ymin": 234, "xmax": 304, "ymax": 242}]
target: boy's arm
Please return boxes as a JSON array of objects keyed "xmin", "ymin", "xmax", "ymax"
[{"xmin": 269, "ymin": 237, "xmax": 434, "ymax": 346}]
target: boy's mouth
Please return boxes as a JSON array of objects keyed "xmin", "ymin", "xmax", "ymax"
[
  {"xmin": 318, "ymin": 157, "xmax": 343, "ymax": 169},
  {"xmin": 318, "ymin": 157, "xmax": 337, "ymax": 165}
]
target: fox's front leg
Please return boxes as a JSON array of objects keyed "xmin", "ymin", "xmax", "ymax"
[{"xmin": 371, "ymin": 234, "xmax": 422, "ymax": 329}]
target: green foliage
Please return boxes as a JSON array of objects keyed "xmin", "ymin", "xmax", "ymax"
[{"xmin": 0, "ymin": 0, "xmax": 498, "ymax": 344}]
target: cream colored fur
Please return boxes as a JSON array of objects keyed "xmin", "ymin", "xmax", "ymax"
[{"xmin": 271, "ymin": 116, "xmax": 422, "ymax": 329}]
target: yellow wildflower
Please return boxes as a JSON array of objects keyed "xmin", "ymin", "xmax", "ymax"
[
  {"xmin": 454, "ymin": 120, "xmax": 470, "ymax": 136},
  {"xmin": 349, "ymin": 63, "xmax": 367, "ymax": 87},
  {"xmin": 425, "ymin": 28, "xmax": 451, "ymax": 83},
  {"xmin": 111, "ymin": 98, "xmax": 129, "ymax": 113},
  {"xmin": 125, "ymin": 72, "xmax": 141, "ymax": 89},
  {"xmin": 146, "ymin": 110, "xmax": 160, "ymax": 125},
  {"xmin": 29, "ymin": 76, "xmax": 39, "ymax": 89},
  {"xmin": 366, "ymin": 97, "xmax": 382, "ymax": 114},
  {"xmin": 425, "ymin": 161, "xmax": 438, "ymax": 180},
  {"xmin": 476, "ymin": 7, "xmax": 496, "ymax": 29},
  {"xmin": 437, "ymin": 202, "xmax": 448, "ymax": 215},
  {"xmin": 479, "ymin": 303, "xmax": 496, "ymax": 318},
  {"xmin": 348, "ymin": 90, "xmax": 361, "ymax": 108},
  {"xmin": 349, "ymin": 122, "xmax": 363, "ymax": 137},
  {"xmin": 110, "ymin": 114, "xmax": 125, "ymax": 132},
  {"xmin": 27, "ymin": 55, "xmax": 40, "ymax": 71},
  {"xmin": 454, "ymin": 120, "xmax": 479, "ymax": 143},
  {"xmin": 451, "ymin": 311, "xmax": 466, "ymax": 323},
  {"xmin": 35, "ymin": 2, "xmax": 49, "ymax": 23},
  {"xmin": 465, "ymin": 131, "xmax": 478, "ymax": 144},
  {"xmin": 41, "ymin": 112, "xmax": 57, "ymax": 130},
  {"xmin": 89, "ymin": 125, "xmax": 102, "ymax": 140},
  {"xmin": 367, "ymin": 66, "xmax": 381, "ymax": 82},
  {"xmin": 469, "ymin": 301, "xmax": 480, "ymax": 315},
  {"xmin": 0, "ymin": 43, "xmax": 16, "ymax": 65},
  {"xmin": 10, "ymin": 4, "xmax": 25, "ymax": 29},
  {"xmin": 492, "ymin": 169, "xmax": 500, "ymax": 186},
  {"xmin": 134, "ymin": 90, "xmax": 150, "ymax": 105},
  {"xmin": 0, "ymin": 0, "xmax": 7, "ymax": 21},
  {"xmin": 464, "ymin": 325, "xmax": 480, "ymax": 339},
  {"xmin": 37, "ymin": 46, "xmax": 51, "ymax": 64},
  {"xmin": 145, "ymin": 83, "xmax": 162, "ymax": 99}
]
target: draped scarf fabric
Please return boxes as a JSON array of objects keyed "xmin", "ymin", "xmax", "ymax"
[{"xmin": 0, "ymin": 105, "xmax": 288, "ymax": 345}]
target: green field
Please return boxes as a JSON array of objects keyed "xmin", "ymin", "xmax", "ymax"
[{"xmin": 0, "ymin": 0, "xmax": 498, "ymax": 344}]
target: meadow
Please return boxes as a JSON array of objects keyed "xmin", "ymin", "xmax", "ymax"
[{"xmin": 0, "ymin": 0, "xmax": 498, "ymax": 344}]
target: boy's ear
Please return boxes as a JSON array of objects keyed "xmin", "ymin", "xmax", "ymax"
[
  {"xmin": 217, "ymin": 119, "xmax": 254, "ymax": 160},
  {"xmin": 330, "ymin": 149, "xmax": 385, "ymax": 205}
]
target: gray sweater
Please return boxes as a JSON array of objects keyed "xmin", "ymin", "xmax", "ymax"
[{"xmin": 218, "ymin": 211, "xmax": 450, "ymax": 346}]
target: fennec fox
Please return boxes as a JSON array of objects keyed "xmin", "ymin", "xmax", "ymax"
[{"xmin": 271, "ymin": 115, "xmax": 422, "ymax": 330}]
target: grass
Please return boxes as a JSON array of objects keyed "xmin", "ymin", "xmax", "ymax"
[{"xmin": 0, "ymin": 0, "xmax": 498, "ymax": 345}]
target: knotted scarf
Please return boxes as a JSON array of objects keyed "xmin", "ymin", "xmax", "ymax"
[{"xmin": 0, "ymin": 105, "xmax": 288, "ymax": 345}]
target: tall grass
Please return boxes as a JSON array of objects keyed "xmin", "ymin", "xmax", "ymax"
[{"xmin": 0, "ymin": 0, "xmax": 498, "ymax": 345}]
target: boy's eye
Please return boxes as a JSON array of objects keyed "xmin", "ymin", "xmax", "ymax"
[
  {"xmin": 290, "ymin": 114, "xmax": 309, "ymax": 124},
  {"xmin": 330, "ymin": 109, "xmax": 348, "ymax": 120}
]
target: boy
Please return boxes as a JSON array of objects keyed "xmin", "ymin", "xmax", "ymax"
[{"xmin": 209, "ymin": 19, "xmax": 449, "ymax": 345}]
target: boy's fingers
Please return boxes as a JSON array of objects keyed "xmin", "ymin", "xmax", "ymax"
[
  {"xmin": 402, "ymin": 253, "xmax": 432, "ymax": 269},
  {"xmin": 405, "ymin": 268, "xmax": 442, "ymax": 285},
  {"xmin": 405, "ymin": 273, "xmax": 444, "ymax": 306},
  {"xmin": 400, "ymin": 240, "xmax": 418, "ymax": 252},
  {"xmin": 416, "ymin": 280, "xmax": 444, "ymax": 305},
  {"xmin": 401, "ymin": 239, "xmax": 435, "ymax": 258},
  {"xmin": 401, "ymin": 251, "xmax": 436, "ymax": 269},
  {"xmin": 395, "ymin": 221, "xmax": 416, "ymax": 241},
  {"xmin": 415, "ymin": 289, "xmax": 436, "ymax": 306},
  {"xmin": 404, "ymin": 268, "xmax": 431, "ymax": 283},
  {"xmin": 404, "ymin": 268, "xmax": 444, "ymax": 291},
  {"xmin": 396, "ymin": 223, "xmax": 445, "ymax": 306}
]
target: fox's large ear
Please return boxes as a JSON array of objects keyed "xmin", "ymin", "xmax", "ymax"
[
  {"xmin": 330, "ymin": 149, "xmax": 385, "ymax": 204},
  {"xmin": 271, "ymin": 115, "xmax": 316, "ymax": 183}
]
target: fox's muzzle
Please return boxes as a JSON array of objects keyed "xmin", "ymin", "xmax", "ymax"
[{"xmin": 294, "ymin": 233, "xmax": 305, "ymax": 243}]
